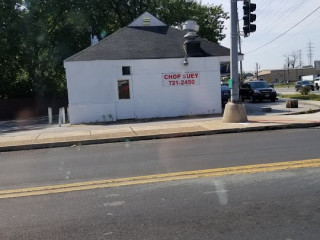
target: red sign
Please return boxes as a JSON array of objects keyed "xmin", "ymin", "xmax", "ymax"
[{"xmin": 162, "ymin": 72, "xmax": 200, "ymax": 86}]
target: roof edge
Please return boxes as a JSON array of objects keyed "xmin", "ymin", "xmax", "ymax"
[{"xmin": 64, "ymin": 27, "xmax": 127, "ymax": 63}]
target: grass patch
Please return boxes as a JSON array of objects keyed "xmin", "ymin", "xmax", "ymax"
[
  {"xmin": 280, "ymin": 94, "xmax": 320, "ymax": 101},
  {"xmin": 274, "ymin": 84, "xmax": 295, "ymax": 88}
]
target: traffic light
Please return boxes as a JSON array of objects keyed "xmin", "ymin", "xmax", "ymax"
[{"xmin": 243, "ymin": 0, "xmax": 256, "ymax": 37}]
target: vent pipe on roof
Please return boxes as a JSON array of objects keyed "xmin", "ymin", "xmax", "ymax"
[
  {"xmin": 183, "ymin": 20, "xmax": 201, "ymax": 61},
  {"xmin": 182, "ymin": 20, "xmax": 199, "ymax": 32},
  {"xmin": 91, "ymin": 35, "xmax": 99, "ymax": 46}
]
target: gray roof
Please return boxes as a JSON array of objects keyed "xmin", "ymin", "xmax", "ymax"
[{"xmin": 65, "ymin": 26, "xmax": 230, "ymax": 62}]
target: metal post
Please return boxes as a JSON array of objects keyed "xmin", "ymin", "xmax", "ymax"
[
  {"xmin": 231, "ymin": 0, "xmax": 239, "ymax": 103},
  {"xmin": 222, "ymin": 0, "xmax": 248, "ymax": 123},
  {"xmin": 237, "ymin": 14, "xmax": 244, "ymax": 83},
  {"xmin": 48, "ymin": 107, "xmax": 52, "ymax": 125},
  {"xmin": 67, "ymin": 107, "xmax": 70, "ymax": 123},
  {"xmin": 58, "ymin": 108, "xmax": 62, "ymax": 127},
  {"xmin": 238, "ymin": 19, "xmax": 243, "ymax": 84}
]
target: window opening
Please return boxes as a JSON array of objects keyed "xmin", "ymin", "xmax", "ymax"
[{"xmin": 122, "ymin": 66, "xmax": 131, "ymax": 75}]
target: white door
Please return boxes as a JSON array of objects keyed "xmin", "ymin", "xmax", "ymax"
[{"xmin": 115, "ymin": 79, "xmax": 135, "ymax": 120}]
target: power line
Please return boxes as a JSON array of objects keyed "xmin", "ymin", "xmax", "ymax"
[
  {"xmin": 256, "ymin": 0, "xmax": 279, "ymax": 19},
  {"xmin": 257, "ymin": 1, "xmax": 305, "ymax": 36},
  {"xmin": 246, "ymin": 5, "xmax": 320, "ymax": 54},
  {"xmin": 247, "ymin": 1, "xmax": 300, "ymax": 42}
]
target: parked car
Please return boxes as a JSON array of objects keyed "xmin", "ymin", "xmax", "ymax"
[
  {"xmin": 240, "ymin": 81, "xmax": 277, "ymax": 103},
  {"xmin": 295, "ymin": 80, "xmax": 315, "ymax": 91},
  {"xmin": 221, "ymin": 85, "xmax": 231, "ymax": 106}
]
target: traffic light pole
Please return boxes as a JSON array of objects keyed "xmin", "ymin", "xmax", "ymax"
[
  {"xmin": 230, "ymin": 0, "xmax": 239, "ymax": 103},
  {"xmin": 238, "ymin": 17, "xmax": 244, "ymax": 83},
  {"xmin": 222, "ymin": 0, "xmax": 248, "ymax": 123}
]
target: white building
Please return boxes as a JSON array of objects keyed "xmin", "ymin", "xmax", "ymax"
[{"xmin": 64, "ymin": 12, "xmax": 232, "ymax": 124}]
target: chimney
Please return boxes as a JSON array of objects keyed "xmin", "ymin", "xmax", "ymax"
[{"xmin": 182, "ymin": 21, "xmax": 202, "ymax": 57}]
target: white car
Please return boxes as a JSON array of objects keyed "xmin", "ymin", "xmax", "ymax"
[{"xmin": 314, "ymin": 77, "xmax": 320, "ymax": 90}]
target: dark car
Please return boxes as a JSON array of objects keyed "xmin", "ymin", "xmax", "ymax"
[
  {"xmin": 295, "ymin": 80, "xmax": 315, "ymax": 91},
  {"xmin": 221, "ymin": 85, "xmax": 231, "ymax": 105},
  {"xmin": 240, "ymin": 81, "xmax": 277, "ymax": 103}
]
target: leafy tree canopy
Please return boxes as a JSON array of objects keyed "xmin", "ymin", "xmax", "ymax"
[{"xmin": 0, "ymin": 0, "xmax": 228, "ymax": 99}]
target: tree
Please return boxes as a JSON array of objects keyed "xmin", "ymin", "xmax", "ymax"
[
  {"xmin": 290, "ymin": 51, "xmax": 298, "ymax": 69},
  {"xmin": 0, "ymin": 0, "xmax": 28, "ymax": 99},
  {"xmin": 283, "ymin": 51, "xmax": 300, "ymax": 69},
  {"xmin": 283, "ymin": 54, "xmax": 290, "ymax": 70},
  {"xmin": 21, "ymin": 0, "xmax": 91, "ymax": 97},
  {"xmin": 102, "ymin": 0, "xmax": 228, "ymax": 42},
  {"xmin": 188, "ymin": 2, "xmax": 228, "ymax": 42},
  {"xmin": 0, "ymin": 0, "xmax": 228, "ymax": 99}
]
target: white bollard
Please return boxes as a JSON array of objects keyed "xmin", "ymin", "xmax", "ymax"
[
  {"xmin": 58, "ymin": 108, "xmax": 62, "ymax": 127},
  {"xmin": 67, "ymin": 107, "xmax": 70, "ymax": 123},
  {"xmin": 61, "ymin": 107, "xmax": 66, "ymax": 124},
  {"xmin": 48, "ymin": 107, "xmax": 53, "ymax": 125}
]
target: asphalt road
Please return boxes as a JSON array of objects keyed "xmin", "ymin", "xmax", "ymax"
[
  {"xmin": 1, "ymin": 167, "xmax": 319, "ymax": 239},
  {"xmin": 1, "ymin": 128, "xmax": 320, "ymax": 189},
  {"xmin": 0, "ymin": 129, "xmax": 320, "ymax": 239}
]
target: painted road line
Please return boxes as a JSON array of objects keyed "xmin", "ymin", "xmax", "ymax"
[{"xmin": 1, "ymin": 158, "xmax": 320, "ymax": 199}]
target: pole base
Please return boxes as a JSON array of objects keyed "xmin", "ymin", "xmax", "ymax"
[{"xmin": 222, "ymin": 102, "xmax": 248, "ymax": 123}]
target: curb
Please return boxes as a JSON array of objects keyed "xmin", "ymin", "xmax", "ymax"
[{"xmin": 1, "ymin": 122, "xmax": 320, "ymax": 152}]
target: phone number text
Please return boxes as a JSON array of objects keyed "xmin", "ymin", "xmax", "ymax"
[{"xmin": 167, "ymin": 80, "xmax": 197, "ymax": 86}]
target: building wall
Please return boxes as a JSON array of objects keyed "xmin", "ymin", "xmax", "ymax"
[{"xmin": 65, "ymin": 57, "xmax": 223, "ymax": 124}]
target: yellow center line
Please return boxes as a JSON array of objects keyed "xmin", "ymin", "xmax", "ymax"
[{"xmin": 1, "ymin": 158, "xmax": 320, "ymax": 199}]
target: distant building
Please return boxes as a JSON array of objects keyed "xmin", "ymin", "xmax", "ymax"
[
  {"xmin": 64, "ymin": 12, "xmax": 238, "ymax": 124},
  {"xmin": 258, "ymin": 66, "xmax": 320, "ymax": 83}
]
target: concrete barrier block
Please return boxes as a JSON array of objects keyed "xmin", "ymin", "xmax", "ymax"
[{"xmin": 286, "ymin": 100, "xmax": 298, "ymax": 108}]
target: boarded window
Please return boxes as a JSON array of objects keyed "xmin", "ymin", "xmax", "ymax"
[
  {"xmin": 118, "ymin": 80, "xmax": 130, "ymax": 99},
  {"xmin": 122, "ymin": 66, "xmax": 131, "ymax": 75}
]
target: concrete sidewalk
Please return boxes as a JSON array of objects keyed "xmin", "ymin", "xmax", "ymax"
[{"xmin": 1, "ymin": 99, "xmax": 320, "ymax": 152}]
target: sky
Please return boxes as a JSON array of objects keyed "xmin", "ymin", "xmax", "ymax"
[{"xmin": 199, "ymin": 0, "xmax": 320, "ymax": 73}]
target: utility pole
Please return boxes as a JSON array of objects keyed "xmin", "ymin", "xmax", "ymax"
[
  {"xmin": 87, "ymin": 26, "xmax": 93, "ymax": 44},
  {"xmin": 298, "ymin": 49, "xmax": 303, "ymax": 68},
  {"xmin": 222, "ymin": 0, "xmax": 248, "ymax": 123},
  {"xmin": 307, "ymin": 40, "xmax": 314, "ymax": 66},
  {"xmin": 230, "ymin": 0, "xmax": 239, "ymax": 103},
  {"xmin": 287, "ymin": 55, "xmax": 290, "ymax": 84},
  {"xmin": 255, "ymin": 62, "xmax": 260, "ymax": 80},
  {"xmin": 238, "ymin": 18, "xmax": 243, "ymax": 83}
]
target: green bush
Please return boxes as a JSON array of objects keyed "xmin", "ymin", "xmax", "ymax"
[
  {"xmin": 280, "ymin": 94, "xmax": 320, "ymax": 101},
  {"xmin": 299, "ymin": 86, "xmax": 311, "ymax": 95}
]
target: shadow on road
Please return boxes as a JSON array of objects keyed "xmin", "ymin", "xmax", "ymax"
[{"xmin": 244, "ymin": 100, "xmax": 291, "ymax": 116}]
